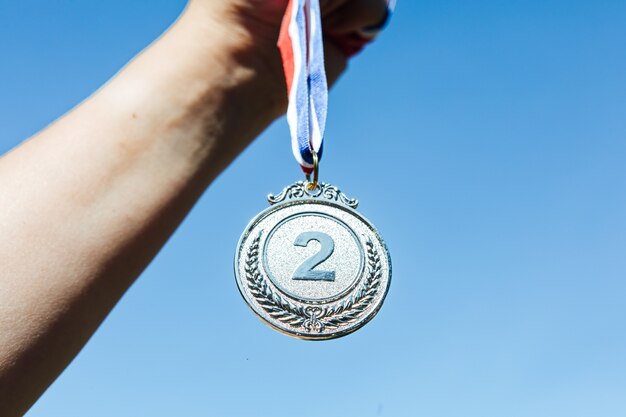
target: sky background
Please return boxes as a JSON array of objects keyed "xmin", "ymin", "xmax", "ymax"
[{"xmin": 1, "ymin": 0, "xmax": 626, "ymax": 416}]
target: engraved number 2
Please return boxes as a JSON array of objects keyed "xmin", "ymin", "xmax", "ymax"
[{"xmin": 291, "ymin": 232, "xmax": 336, "ymax": 282}]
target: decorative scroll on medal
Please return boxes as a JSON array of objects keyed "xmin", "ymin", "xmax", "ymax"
[{"xmin": 234, "ymin": 0, "xmax": 394, "ymax": 340}]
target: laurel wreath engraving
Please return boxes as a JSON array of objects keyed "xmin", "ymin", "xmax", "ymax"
[{"xmin": 245, "ymin": 233, "xmax": 381, "ymax": 333}]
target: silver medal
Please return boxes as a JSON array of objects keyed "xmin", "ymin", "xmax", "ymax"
[{"xmin": 235, "ymin": 181, "xmax": 391, "ymax": 340}]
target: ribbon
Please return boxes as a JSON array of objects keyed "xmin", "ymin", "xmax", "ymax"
[
  {"xmin": 278, "ymin": 0, "xmax": 395, "ymax": 174},
  {"xmin": 278, "ymin": 0, "xmax": 327, "ymax": 174}
]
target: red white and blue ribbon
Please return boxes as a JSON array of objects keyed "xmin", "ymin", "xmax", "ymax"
[
  {"xmin": 278, "ymin": 0, "xmax": 327, "ymax": 174},
  {"xmin": 278, "ymin": 0, "xmax": 395, "ymax": 174}
]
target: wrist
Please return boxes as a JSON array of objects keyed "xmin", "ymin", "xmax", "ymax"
[
  {"xmin": 106, "ymin": 9, "xmax": 289, "ymax": 179},
  {"xmin": 172, "ymin": 7, "xmax": 287, "ymax": 121}
]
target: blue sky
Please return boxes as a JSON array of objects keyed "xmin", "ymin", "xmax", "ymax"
[{"xmin": 2, "ymin": 1, "xmax": 626, "ymax": 416}]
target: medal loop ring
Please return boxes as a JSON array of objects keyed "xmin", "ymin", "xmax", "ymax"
[{"xmin": 305, "ymin": 150, "xmax": 320, "ymax": 191}]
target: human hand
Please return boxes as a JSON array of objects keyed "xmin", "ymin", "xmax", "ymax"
[{"xmin": 180, "ymin": 0, "xmax": 390, "ymax": 113}]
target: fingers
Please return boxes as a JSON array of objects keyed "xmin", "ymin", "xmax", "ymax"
[
  {"xmin": 320, "ymin": 0, "xmax": 351, "ymax": 17},
  {"xmin": 322, "ymin": 0, "xmax": 389, "ymax": 35},
  {"xmin": 324, "ymin": 39, "xmax": 348, "ymax": 87}
]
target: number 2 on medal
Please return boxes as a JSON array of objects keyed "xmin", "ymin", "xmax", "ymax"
[{"xmin": 292, "ymin": 232, "xmax": 336, "ymax": 282}]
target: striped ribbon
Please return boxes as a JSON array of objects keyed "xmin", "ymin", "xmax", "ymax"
[{"xmin": 278, "ymin": 0, "xmax": 395, "ymax": 174}]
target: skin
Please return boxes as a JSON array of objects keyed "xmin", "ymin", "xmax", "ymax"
[{"xmin": 0, "ymin": 0, "xmax": 388, "ymax": 415}]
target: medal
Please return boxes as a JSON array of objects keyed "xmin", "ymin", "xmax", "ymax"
[
  {"xmin": 234, "ymin": 0, "xmax": 394, "ymax": 339},
  {"xmin": 235, "ymin": 180, "xmax": 391, "ymax": 340}
]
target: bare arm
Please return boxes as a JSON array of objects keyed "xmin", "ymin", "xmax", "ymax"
[{"xmin": 0, "ymin": 1, "xmax": 388, "ymax": 415}]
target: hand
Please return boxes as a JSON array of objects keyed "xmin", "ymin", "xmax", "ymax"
[{"xmin": 181, "ymin": 0, "xmax": 390, "ymax": 111}]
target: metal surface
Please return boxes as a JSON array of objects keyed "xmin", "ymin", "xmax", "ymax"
[
  {"xmin": 235, "ymin": 181, "xmax": 391, "ymax": 340},
  {"xmin": 305, "ymin": 150, "xmax": 319, "ymax": 190}
]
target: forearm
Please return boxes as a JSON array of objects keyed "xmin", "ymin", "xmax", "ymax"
[{"xmin": 0, "ymin": 12, "xmax": 280, "ymax": 415}]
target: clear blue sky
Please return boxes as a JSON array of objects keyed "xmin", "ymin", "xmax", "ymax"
[{"xmin": 2, "ymin": 1, "xmax": 626, "ymax": 416}]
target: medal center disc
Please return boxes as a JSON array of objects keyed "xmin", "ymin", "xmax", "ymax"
[{"xmin": 263, "ymin": 212, "xmax": 363, "ymax": 303}]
